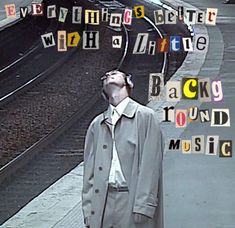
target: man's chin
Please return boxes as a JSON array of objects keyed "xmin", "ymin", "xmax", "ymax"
[
  {"xmin": 104, "ymin": 84, "xmax": 122, "ymax": 95},
  {"xmin": 104, "ymin": 83, "xmax": 121, "ymax": 90}
]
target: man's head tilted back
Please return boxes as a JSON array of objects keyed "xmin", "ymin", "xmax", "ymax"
[{"xmin": 101, "ymin": 70, "xmax": 134, "ymax": 101}]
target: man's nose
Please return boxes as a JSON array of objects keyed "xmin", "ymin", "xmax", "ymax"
[
  {"xmin": 106, "ymin": 73, "xmax": 114, "ymax": 77},
  {"xmin": 101, "ymin": 74, "xmax": 110, "ymax": 81},
  {"xmin": 103, "ymin": 74, "xmax": 114, "ymax": 80}
]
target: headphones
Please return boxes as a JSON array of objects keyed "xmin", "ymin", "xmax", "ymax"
[
  {"xmin": 125, "ymin": 73, "xmax": 134, "ymax": 88},
  {"xmin": 101, "ymin": 70, "xmax": 134, "ymax": 101}
]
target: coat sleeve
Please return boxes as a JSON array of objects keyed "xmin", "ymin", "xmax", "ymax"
[
  {"xmin": 133, "ymin": 111, "xmax": 164, "ymax": 219},
  {"xmin": 82, "ymin": 121, "xmax": 95, "ymax": 225}
]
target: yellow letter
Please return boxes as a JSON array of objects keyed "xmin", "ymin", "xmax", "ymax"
[{"xmin": 183, "ymin": 78, "xmax": 198, "ymax": 99}]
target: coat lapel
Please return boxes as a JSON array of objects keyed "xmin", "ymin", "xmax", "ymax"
[
  {"xmin": 101, "ymin": 105, "xmax": 113, "ymax": 133},
  {"xmin": 122, "ymin": 98, "xmax": 138, "ymax": 119},
  {"xmin": 100, "ymin": 98, "xmax": 138, "ymax": 132}
]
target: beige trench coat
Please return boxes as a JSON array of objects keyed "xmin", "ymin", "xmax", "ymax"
[{"xmin": 82, "ymin": 98, "xmax": 164, "ymax": 228}]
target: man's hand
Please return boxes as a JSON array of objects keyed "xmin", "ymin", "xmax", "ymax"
[{"xmin": 133, "ymin": 213, "xmax": 151, "ymax": 223}]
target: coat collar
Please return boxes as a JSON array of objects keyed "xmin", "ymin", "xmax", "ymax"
[{"xmin": 100, "ymin": 98, "xmax": 138, "ymax": 125}]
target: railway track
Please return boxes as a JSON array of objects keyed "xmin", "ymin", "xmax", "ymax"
[
  {"xmin": 0, "ymin": 15, "xmax": 122, "ymax": 170},
  {"xmin": 0, "ymin": 96, "xmax": 107, "ymax": 224},
  {"xmin": 0, "ymin": 14, "xmax": 48, "ymax": 70},
  {"xmin": 0, "ymin": 0, "xmax": 84, "ymax": 105},
  {"xmin": 0, "ymin": 0, "xmax": 183, "ymax": 224},
  {"xmin": 0, "ymin": 0, "xmax": 66, "ymax": 72}
]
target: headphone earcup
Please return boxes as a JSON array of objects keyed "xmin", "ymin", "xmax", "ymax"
[{"xmin": 126, "ymin": 75, "xmax": 134, "ymax": 88}]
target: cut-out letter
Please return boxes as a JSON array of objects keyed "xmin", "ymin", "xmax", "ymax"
[
  {"xmin": 72, "ymin": 6, "xmax": 82, "ymax": 24},
  {"xmin": 41, "ymin": 32, "xmax": 55, "ymax": 48},
  {"xmin": 85, "ymin": 10, "xmax": 100, "ymax": 25},
  {"xmin": 67, "ymin": 32, "xmax": 81, "ymax": 47},
  {"xmin": 5, "ymin": 4, "xmax": 16, "ymax": 18},
  {"xmin": 176, "ymin": 109, "xmax": 187, "ymax": 128},
  {"xmin": 211, "ymin": 109, "xmax": 230, "ymax": 127},
  {"xmin": 133, "ymin": 33, "xmax": 149, "ymax": 54},
  {"xmin": 219, "ymin": 140, "xmax": 232, "ymax": 158},
  {"xmin": 149, "ymin": 73, "xmax": 164, "ymax": 101},
  {"xmin": 134, "ymin": 6, "xmax": 144, "ymax": 18},
  {"xmin": 47, "ymin": 5, "xmax": 56, "ymax": 18},
  {"xmin": 59, "ymin": 7, "xmax": 68, "ymax": 23},
  {"xmin": 112, "ymin": 36, "xmax": 122, "ymax": 48},
  {"xmin": 206, "ymin": 8, "xmax": 218, "ymax": 25},
  {"xmin": 31, "ymin": 3, "xmax": 43, "ymax": 16},
  {"xmin": 205, "ymin": 136, "xmax": 219, "ymax": 156},
  {"xmin": 83, "ymin": 31, "xmax": 99, "ymax": 49},
  {"xmin": 123, "ymin": 8, "xmax": 132, "ymax": 25},
  {"xmin": 110, "ymin": 13, "xmax": 122, "ymax": 27},
  {"xmin": 57, "ymin": 31, "xmax": 67, "ymax": 52}
]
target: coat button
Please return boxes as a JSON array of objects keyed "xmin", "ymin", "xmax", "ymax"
[
  {"xmin": 91, "ymin": 210, "xmax": 95, "ymax": 215},
  {"xmin": 103, "ymin": 144, "xmax": 107, "ymax": 149},
  {"xmin": 95, "ymin": 189, "xmax": 99, "ymax": 193},
  {"xmin": 99, "ymin": 166, "xmax": 103, "ymax": 171}
]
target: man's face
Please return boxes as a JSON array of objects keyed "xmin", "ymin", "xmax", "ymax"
[{"xmin": 101, "ymin": 70, "xmax": 126, "ymax": 88}]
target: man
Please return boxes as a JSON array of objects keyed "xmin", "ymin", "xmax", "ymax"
[{"xmin": 82, "ymin": 70, "xmax": 164, "ymax": 228}]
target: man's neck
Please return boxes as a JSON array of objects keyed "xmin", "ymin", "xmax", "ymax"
[{"xmin": 108, "ymin": 87, "xmax": 129, "ymax": 107}]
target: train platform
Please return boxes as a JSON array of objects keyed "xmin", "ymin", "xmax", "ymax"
[
  {"xmin": 1, "ymin": 0, "xmax": 235, "ymax": 227},
  {"xmin": 1, "ymin": 164, "xmax": 85, "ymax": 228},
  {"xmin": 149, "ymin": 0, "xmax": 235, "ymax": 227},
  {"xmin": 0, "ymin": 0, "xmax": 41, "ymax": 31}
]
